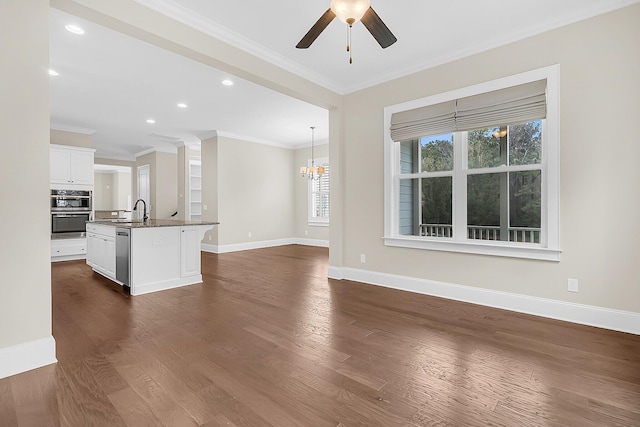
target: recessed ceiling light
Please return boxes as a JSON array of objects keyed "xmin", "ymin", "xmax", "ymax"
[
  {"xmin": 65, "ymin": 24, "xmax": 85, "ymax": 35},
  {"xmin": 48, "ymin": 69, "xmax": 59, "ymax": 76},
  {"xmin": 146, "ymin": 119, "xmax": 156, "ymax": 124},
  {"xmin": 222, "ymin": 79, "xmax": 234, "ymax": 86},
  {"xmin": 177, "ymin": 103, "xmax": 188, "ymax": 108}
]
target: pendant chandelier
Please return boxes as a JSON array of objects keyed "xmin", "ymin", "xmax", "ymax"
[{"xmin": 299, "ymin": 126, "xmax": 325, "ymax": 180}]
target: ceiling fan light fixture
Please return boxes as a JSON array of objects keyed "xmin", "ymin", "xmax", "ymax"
[{"xmin": 330, "ymin": 0, "xmax": 371, "ymax": 25}]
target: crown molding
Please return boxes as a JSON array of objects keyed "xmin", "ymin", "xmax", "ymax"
[
  {"xmin": 134, "ymin": 0, "xmax": 640, "ymax": 95},
  {"xmin": 215, "ymin": 131, "xmax": 296, "ymax": 150},
  {"xmin": 50, "ymin": 123, "xmax": 96, "ymax": 135},
  {"xmin": 132, "ymin": 0, "xmax": 344, "ymax": 94}
]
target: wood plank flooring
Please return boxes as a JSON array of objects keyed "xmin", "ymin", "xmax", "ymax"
[{"xmin": 2, "ymin": 245, "xmax": 640, "ymax": 426}]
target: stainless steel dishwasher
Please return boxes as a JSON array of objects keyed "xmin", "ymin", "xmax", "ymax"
[{"xmin": 115, "ymin": 228, "xmax": 131, "ymax": 294}]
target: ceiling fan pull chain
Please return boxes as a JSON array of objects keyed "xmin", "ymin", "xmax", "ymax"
[{"xmin": 348, "ymin": 24, "xmax": 353, "ymax": 64}]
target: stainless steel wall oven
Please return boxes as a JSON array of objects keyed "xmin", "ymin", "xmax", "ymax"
[
  {"xmin": 51, "ymin": 189, "xmax": 92, "ymax": 238},
  {"xmin": 51, "ymin": 189, "xmax": 92, "ymax": 212}
]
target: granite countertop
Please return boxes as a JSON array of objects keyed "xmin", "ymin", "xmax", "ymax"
[{"xmin": 89, "ymin": 219, "xmax": 219, "ymax": 228}]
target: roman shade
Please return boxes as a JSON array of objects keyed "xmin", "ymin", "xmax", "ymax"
[{"xmin": 390, "ymin": 79, "xmax": 547, "ymax": 142}]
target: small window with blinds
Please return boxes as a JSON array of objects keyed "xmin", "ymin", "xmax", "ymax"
[
  {"xmin": 383, "ymin": 66, "xmax": 561, "ymax": 261},
  {"xmin": 309, "ymin": 157, "xmax": 329, "ymax": 225}
]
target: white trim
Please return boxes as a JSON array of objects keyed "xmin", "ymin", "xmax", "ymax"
[
  {"xmin": 50, "ymin": 123, "xmax": 95, "ymax": 134},
  {"xmin": 334, "ymin": 267, "xmax": 640, "ymax": 335},
  {"xmin": 294, "ymin": 238, "xmax": 329, "ymax": 248},
  {"xmin": 215, "ymin": 131, "xmax": 297, "ymax": 149},
  {"xmin": 384, "ymin": 237, "xmax": 561, "ymax": 261},
  {"xmin": 0, "ymin": 336, "xmax": 57, "ymax": 380},
  {"xmin": 131, "ymin": 0, "xmax": 342, "ymax": 93},
  {"xmin": 134, "ymin": 146, "xmax": 177, "ymax": 157},
  {"xmin": 383, "ymin": 65, "xmax": 560, "ymax": 261},
  {"xmin": 51, "ymin": 254, "xmax": 87, "ymax": 262},
  {"xmin": 132, "ymin": 275, "xmax": 203, "ymax": 296},
  {"xmin": 201, "ymin": 237, "xmax": 328, "ymax": 254},
  {"xmin": 131, "ymin": 0, "xmax": 638, "ymax": 95},
  {"xmin": 308, "ymin": 222, "xmax": 329, "ymax": 227},
  {"xmin": 327, "ymin": 265, "xmax": 344, "ymax": 280}
]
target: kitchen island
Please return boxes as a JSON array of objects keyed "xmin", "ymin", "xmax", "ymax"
[{"xmin": 86, "ymin": 219, "xmax": 218, "ymax": 296}]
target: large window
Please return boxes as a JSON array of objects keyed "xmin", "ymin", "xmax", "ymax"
[
  {"xmin": 384, "ymin": 66, "xmax": 560, "ymax": 260},
  {"xmin": 308, "ymin": 157, "xmax": 330, "ymax": 226}
]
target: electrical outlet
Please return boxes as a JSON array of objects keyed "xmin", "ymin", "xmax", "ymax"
[
  {"xmin": 248, "ymin": 232, "xmax": 252, "ymax": 238},
  {"xmin": 568, "ymin": 278, "xmax": 579, "ymax": 293},
  {"xmin": 305, "ymin": 230, "xmax": 308, "ymax": 236},
  {"xmin": 360, "ymin": 254, "xmax": 366, "ymax": 263},
  {"xmin": 208, "ymin": 235, "xmax": 211, "ymax": 241}
]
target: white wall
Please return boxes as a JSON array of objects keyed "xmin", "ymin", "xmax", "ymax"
[
  {"xmin": 340, "ymin": 5, "xmax": 640, "ymax": 314},
  {"xmin": 0, "ymin": 0, "xmax": 55, "ymax": 371}
]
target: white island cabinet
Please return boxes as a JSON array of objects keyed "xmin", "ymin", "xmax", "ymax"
[{"xmin": 86, "ymin": 220, "xmax": 217, "ymax": 296}]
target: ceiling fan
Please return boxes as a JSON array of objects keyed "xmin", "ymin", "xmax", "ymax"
[{"xmin": 296, "ymin": 0, "xmax": 397, "ymax": 64}]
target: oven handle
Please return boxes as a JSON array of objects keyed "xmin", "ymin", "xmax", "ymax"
[{"xmin": 51, "ymin": 213, "xmax": 90, "ymax": 217}]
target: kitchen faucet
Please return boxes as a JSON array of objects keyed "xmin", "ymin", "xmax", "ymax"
[{"xmin": 133, "ymin": 199, "xmax": 148, "ymax": 222}]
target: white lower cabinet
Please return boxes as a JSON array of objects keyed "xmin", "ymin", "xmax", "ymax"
[
  {"xmin": 86, "ymin": 222, "xmax": 215, "ymax": 295},
  {"xmin": 86, "ymin": 224, "xmax": 116, "ymax": 280},
  {"xmin": 51, "ymin": 238, "xmax": 87, "ymax": 262},
  {"xmin": 180, "ymin": 226, "xmax": 201, "ymax": 277}
]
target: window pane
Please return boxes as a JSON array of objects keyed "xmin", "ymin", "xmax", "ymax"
[
  {"xmin": 398, "ymin": 177, "xmax": 452, "ymax": 237},
  {"xmin": 467, "ymin": 171, "xmax": 541, "ymax": 243},
  {"xmin": 468, "ymin": 128, "xmax": 502, "ymax": 169},
  {"xmin": 420, "ymin": 134, "xmax": 453, "ymax": 172},
  {"xmin": 421, "ymin": 177, "xmax": 452, "ymax": 237},
  {"xmin": 509, "ymin": 120, "xmax": 542, "ymax": 166},
  {"xmin": 509, "ymin": 170, "xmax": 541, "ymax": 243},
  {"xmin": 467, "ymin": 173, "xmax": 503, "ymax": 240}
]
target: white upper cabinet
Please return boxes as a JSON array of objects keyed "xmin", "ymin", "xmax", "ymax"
[{"xmin": 50, "ymin": 144, "xmax": 95, "ymax": 189}]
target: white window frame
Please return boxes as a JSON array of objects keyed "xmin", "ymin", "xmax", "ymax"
[
  {"xmin": 383, "ymin": 65, "xmax": 561, "ymax": 261},
  {"xmin": 308, "ymin": 157, "xmax": 330, "ymax": 226}
]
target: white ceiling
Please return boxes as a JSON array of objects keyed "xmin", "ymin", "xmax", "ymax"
[{"xmin": 50, "ymin": 0, "xmax": 638, "ymax": 160}]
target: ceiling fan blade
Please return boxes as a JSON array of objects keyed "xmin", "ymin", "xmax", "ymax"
[
  {"xmin": 296, "ymin": 8, "xmax": 336, "ymax": 49},
  {"xmin": 361, "ymin": 7, "xmax": 397, "ymax": 49}
]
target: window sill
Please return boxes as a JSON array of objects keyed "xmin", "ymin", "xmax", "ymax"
[
  {"xmin": 308, "ymin": 221, "xmax": 329, "ymax": 227},
  {"xmin": 383, "ymin": 236, "xmax": 561, "ymax": 261}
]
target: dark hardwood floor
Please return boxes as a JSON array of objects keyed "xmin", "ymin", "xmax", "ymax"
[{"xmin": 2, "ymin": 245, "xmax": 640, "ymax": 426}]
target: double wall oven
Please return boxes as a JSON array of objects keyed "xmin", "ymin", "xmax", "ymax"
[{"xmin": 51, "ymin": 189, "xmax": 92, "ymax": 238}]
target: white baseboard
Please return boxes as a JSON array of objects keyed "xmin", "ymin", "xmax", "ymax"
[
  {"xmin": 327, "ymin": 265, "xmax": 344, "ymax": 280},
  {"xmin": 329, "ymin": 266, "xmax": 640, "ymax": 335},
  {"xmin": 0, "ymin": 336, "xmax": 57, "ymax": 380},
  {"xmin": 132, "ymin": 275, "xmax": 203, "ymax": 296},
  {"xmin": 202, "ymin": 237, "xmax": 329, "ymax": 254},
  {"xmin": 51, "ymin": 254, "xmax": 86, "ymax": 262},
  {"xmin": 292, "ymin": 238, "xmax": 329, "ymax": 248}
]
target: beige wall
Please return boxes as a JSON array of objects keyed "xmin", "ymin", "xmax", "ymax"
[
  {"xmin": 0, "ymin": 0, "xmax": 51, "ymax": 348},
  {"xmin": 294, "ymin": 143, "xmax": 330, "ymax": 242},
  {"xmin": 135, "ymin": 151, "xmax": 178, "ymax": 219},
  {"xmin": 201, "ymin": 136, "xmax": 219, "ymax": 243},
  {"xmin": 50, "ymin": 129, "xmax": 91, "ymax": 148},
  {"xmin": 94, "ymin": 170, "xmax": 131, "ymax": 211},
  {"xmin": 177, "ymin": 145, "xmax": 201, "ymax": 221},
  {"xmin": 95, "ymin": 157, "xmax": 135, "ymax": 211},
  {"xmin": 220, "ymin": 137, "xmax": 294, "ymax": 244},
  {"xmin": 93, "ymin": 171, "xmax": 114, "ymax": 210},
  {"xmin": 341, "ymin": 5, "xmax": 640, "ymax": 313},
  {"xmin": 155, "ymin": 151, "xmax": 178, "ymax": 219}
]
